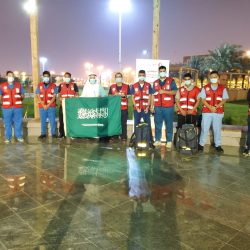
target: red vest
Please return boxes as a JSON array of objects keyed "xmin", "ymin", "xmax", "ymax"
[
  {"xmin": 153, "ymin": 77, "xmax": 174, "ymax": 107},
  {"xmin": 0, "ymin": 82, "xmax": 23, "ymax": 109},
  {"xmin": 38, "ymin": 82, "xmax": 56, "ymax": 108},
  {"xmin": 133, "ymin": 82, "xmax": 151, "ymax": 110},
  {"xmin": 178, "ymin": 86, "xmax": 200, "ymax": 115},
  {"xmin": 110, "ymin": 83, "xmax": 129, "ymax": 110},
  {"xmin": 202, "ymin": 83, "xmax": 225, "ymax": 113},
  {"xmin": 59, "ymin": 82, "xmax": 76, "ymax": 98}
]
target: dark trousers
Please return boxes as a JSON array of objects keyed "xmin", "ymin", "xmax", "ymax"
[
  {"xmin": 177, "ymin": 114, "xmax": 197, "ymax": 129},
  {"xmin": 247, "ymin": 115, "xmax": 250, "ymax": 149},
  {"xmin": 59, "ymin": 106, "xmax": 65, "ymax": 137},
  {"xmin": 121, "ymin": 110, "xmax": 128, "ymax": 139}
]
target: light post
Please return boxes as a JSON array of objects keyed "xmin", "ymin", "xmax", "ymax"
[
  {"xmin": 40, "ymin": 57, "xmax": 48, "ymax": 72},
  {"xmin": 23, "ymin": 0, "xmax": 40, "ymax": 119},
  {"xmin": 97, "ymin": 65, "xmax": 104, "ymax": 84},
  {"xmin": 109, "ymin": 0, "xmax": 131, "ymax": 70}
]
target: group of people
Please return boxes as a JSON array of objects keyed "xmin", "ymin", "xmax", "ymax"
[{"xmin": 0, "ymin": 67, "xmax": 249, "ymax": 155}]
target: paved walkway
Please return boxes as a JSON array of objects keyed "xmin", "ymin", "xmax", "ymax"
[{"xmin": 0, "ymin": 138, "xmax": 249, "ymax": 249}]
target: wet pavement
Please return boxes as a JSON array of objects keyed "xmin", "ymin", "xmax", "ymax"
[{"xmin": 0, "ymin": 138, "xmax": 250, "ymax": 249}]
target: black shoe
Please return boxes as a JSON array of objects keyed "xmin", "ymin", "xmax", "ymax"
[
  {"xmin": 215, "ymin": 146, "xmax": 224, "ymax": 153},
  {"xmin": 198, "ymin": 144, "xmax": 204, "ymax": 151},
  {"xmin": 58, "ymin": 134, "xmax": 65, "ymax": 139},
  {"xmin": 52, "ymin": 135, "xmax": 58, "ymax": 138},
  {"xmin": 243, "ymin": 148, "xmax": 249, "ymax": 156},
  {"xmin": 38, "ymin": 134, "xmax": 46, "ymax": 139}
]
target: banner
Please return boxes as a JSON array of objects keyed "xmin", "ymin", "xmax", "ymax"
[
  {"xmin": 63, "ymin": 96, "xmax": 122, "ymax": 137},
  {"xmin": 136, "ymin": 59, "xmax": 170, "ymax": 83}
]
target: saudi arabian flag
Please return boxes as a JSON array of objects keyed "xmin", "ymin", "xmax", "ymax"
[{"xmin": 63, "ymin": 96, "xmax": 122, "ymax": 138}]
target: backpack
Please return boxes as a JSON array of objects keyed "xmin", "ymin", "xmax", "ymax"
[
  {"xmin": 129, "ymin": 122, "xmax": 154, "ymax": 150},
  {"xmin": 175, "ymin": 124, "xmax": 198, "ymax": 154}
]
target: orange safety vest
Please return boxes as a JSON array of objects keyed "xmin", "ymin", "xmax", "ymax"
[
  {"xmin": 38, "ymin": 82, "xmax": 56, "ymax": 108},
  {"xmin": 178, "ymin": 86, "xmax": 200, "ymax": 115},
  {"xmin": 110, "ymin": 83, "xmax": 129, "ymax": 110},
  {"xmin": 202, "ymin": 83, "xmax": 225, "ymax": 113},
  {"xmin": 133, "ymin": 82, "xmax": 151, "ymax": 110},
  {"xmin": 153, "ymin": 77, "xmax": 174, "ymax": 107},
  {"xmin": 0, "ymin": 82, "xmax": 23, "ymax": 109}
]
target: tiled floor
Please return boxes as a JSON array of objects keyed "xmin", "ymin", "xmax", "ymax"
[{"xmin": 0, "ymin": 137, "xmax": 250, "ymax": 249}]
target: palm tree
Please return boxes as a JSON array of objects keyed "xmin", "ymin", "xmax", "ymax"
[{"xmin": 207, "ymin": 43, "xmax": 242, "ymax": 72}]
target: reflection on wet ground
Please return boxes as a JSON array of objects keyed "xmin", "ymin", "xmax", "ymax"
[{"xmin": 0, "ymin": 137, "xmax": 250, "ymax": 249}]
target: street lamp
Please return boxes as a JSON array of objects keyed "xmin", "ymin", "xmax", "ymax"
[
  {"xmin": 246, "ymin": 50, "xmax": 250, "ymax": 57},
  {"xmin": 40, "ymin": 57, "xmax": 48, "ymax": 72},
  {"xmin": 109, "ymin": 0, "xmax": 132, "ymax": 70},
  {"xmin": 23, "ymin": 0, "xmax": 40, "ymax": 119}
]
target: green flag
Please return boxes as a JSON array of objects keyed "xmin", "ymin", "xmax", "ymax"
[{"xmin": 63, "ymin": 96, "xmax": 122, "ymax": 137}]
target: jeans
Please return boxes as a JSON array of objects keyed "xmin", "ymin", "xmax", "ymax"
[
  {"xmin": 39, "ymin": 107, "xmax": 56, "ymax": 136},
  {"xmin": 154, "ymin": 106, "xmax": 174, "ymax": 142},
  {"xmin": 199, "ymin": 113, "xmax": 224, "ymax": 147},
  {"xmin": 2, "ymin": 108, "xmax": 23, "ymax": 139}
]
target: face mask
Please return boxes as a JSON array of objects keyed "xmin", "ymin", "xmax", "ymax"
[
  {"xmin": 159, "ymin": 72, "xmax": 166, "ymax": 78},
  {"xmin": 184, "ymin": 80, "xmax": 191, "ymax": 86},
  {"xmin": 138, "ymin": 76, "xmax": 145, "ymax": 82},
  {"xmin": 64, "ymin": 77, "xmax": 71, "ymax": 83},
  {"xmin": 210, "ymin": 78, "xmax": 218, "ymax": 84},
  {"xmin": 43, "ymin": 77, "xmax": 50, "ymax": 83},
  {"xmin": 115, "ymin": 77, "xmax": 122, "ymax": 83},
  {"xmin": 89, "ymin": 79, "xmax": 96, "ymax": 84},
  {"xmin": 7, "ymin": 77, "xmax": 14, "ymax": 83}
]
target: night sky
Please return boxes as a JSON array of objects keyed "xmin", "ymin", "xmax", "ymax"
[{"xmin": 0, "ymin": 0, "xmax": 250, "ymax": 77}]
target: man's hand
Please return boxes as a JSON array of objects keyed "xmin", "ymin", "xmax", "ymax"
[
  {"xmin": 210, "ymin": 105, "xmax": 217, "ymax": 113},
  {"xmin": 187, "ymin": 109, "xmax": 194, "ymax": 115},
  {"xmin": 136, "ymin": 108, "xmax": 141, "ymax": 113},
  {"xmin": 159, "ymin": 89, "xmax": 165, "ymax": 94},
  {"xmin": 145, "ymin": 107, "xmax": 149, "ymax": 114},
  {"xmin": 180, "ymin": 109, "xmax": 187, "ymax": 116},
  {"xmin": 150, "ymin": 106, "xmax": 154, "ymax": 113}
]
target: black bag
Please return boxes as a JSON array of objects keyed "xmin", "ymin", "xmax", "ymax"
[
  {"xmin": 175, "ymin": 124, "xmax": 198, "ymax": 154},
  {"xmin": 129, "ymin": 122, "xmax": 153, "ymax": 150}
]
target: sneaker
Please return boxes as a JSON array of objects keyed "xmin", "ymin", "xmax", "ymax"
[
  {"xmin": 166, "ymin": 142, "xmax": 172, "ymax": 148},
  {"xmin": 215, "ymin": 146, "xmax": 224, "ymax": 153},
  {"xmin": 17, "ymin": 138, "xmax": 24, "ymax": 143},
  {"xmin": 243, "ymin": 148, "xmax": 249, "ymax": 156},
  {"xmin": 38, "ymin": 134, "xmax": 46, "ymax": 139},
  {"xmin": 4, "ymin": 139, "xmax": 11, "ymax": 144},
  {"xmin": 198, "ymin": 144, "xmax": 204, "ymax": 151},
  {"xmin": 154, "ymin": 141, "xmax": 161, "ymax": 147}
]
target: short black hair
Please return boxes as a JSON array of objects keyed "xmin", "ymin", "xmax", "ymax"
[
  {"xmin": 183, "ymin": 73, "xmax": 192, "ymax": 79},
  {"xmin": 115, "ymin": 72, "xmax": 123, "ymax": 78},
  {"xmin": 138, "ymin": 70, "xmax": 146, "ymax": 74},
  {"xmin": 43, "ymin": 70, "xmax": 51, "ymax": 77},
  {"xmin": 6, "ymin": 70, "xmax": 14, "ymax": 75},
  {"xmin": 64, "ymin": 72, "xmax": 71, "ymax": 77},
  {"xmin": 159, "ymin": 66, "xmax": 166, "ymax": 71},
  {"xmin": 210, "ymin": 70, "xmax": 219, "ymax": 76}
]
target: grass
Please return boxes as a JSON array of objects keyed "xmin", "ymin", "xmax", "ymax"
[{"xmin": 0, "ymin": 98, "xmax": 248, "ymax": 126}]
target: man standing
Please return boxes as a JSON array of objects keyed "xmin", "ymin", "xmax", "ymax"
[
  {"xmin": 58, "ymin": 72, "xmax": 79, "ymax": 138},
  {"xmin": 0, "ymin": 71, "xmax": 25, "ymax": 143},
  {"xmin": 36, "ymin": 71, "xmax": 57, "ymax": 139},
  {"xmin": 198, "ymin": 70, "xmax": 229, "ymax": 153},
  {"xmin": 152, "ymin": 66, "xmax": 178, "ymax": 148},
  {"xmin": 175, "ymin": 73, "xmax": 200, "ymax": 128},
  {"xmin": 131, "ymin": 70, "xmax": 153, "ymax": 131},
  {"xmin": 81, "ymin": 74, "xmax": 106, "ymax": 97},
  {"xmin": 109, "ymin": 72, "xmax": 130, "ymax": 140},
  {"xmin": 243, "ymin": 88, "xmax": 250, "ymax": 156}
]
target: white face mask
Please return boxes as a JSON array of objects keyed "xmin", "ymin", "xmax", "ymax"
[
  {"xmin": 64, "ymin": 77, "xmax": 71, "ymax": 83},
  {"xmin": 115, "ymin": 77, "xmax": 122, "ymax": 83},
  {"xmin": 184, "ymin": 80, "xmax": 191, "ymax": 86},
  {"xmin": 43, "ymin": 76, "xmax": 50, "ymax": 83},
  {"xmin": 138, "ymin": 76, "xmax": 145, "ymax": 82},
  {"xmin": 89, "ymin": 79, "xmax": 96, "ymax": 84},
  {"xmin": 7, "ymin": 76, "xmax": 14, "ymax": 83},
  {"xmin": 159, "ymin": 72, "xmax": 166, "ymax": 78},
  {"xmin": 210, "ymin": 78, "xmax": 218, "ymax": 84}
]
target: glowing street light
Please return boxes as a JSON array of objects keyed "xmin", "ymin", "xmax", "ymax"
[
  {"xmin": 40, "ymin": 57, "xmax": 48, "ymax": 72},
  {"xmin": 23, "ymin": 0, "xmax": 39, "ymax": 119},
  {"xmin": 246, "ymin": 50, "xmax": 250, "ymax": 57},
  {"xmin": 109, "ymin": 0, "xmax": 132, "ymax": 70}
]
